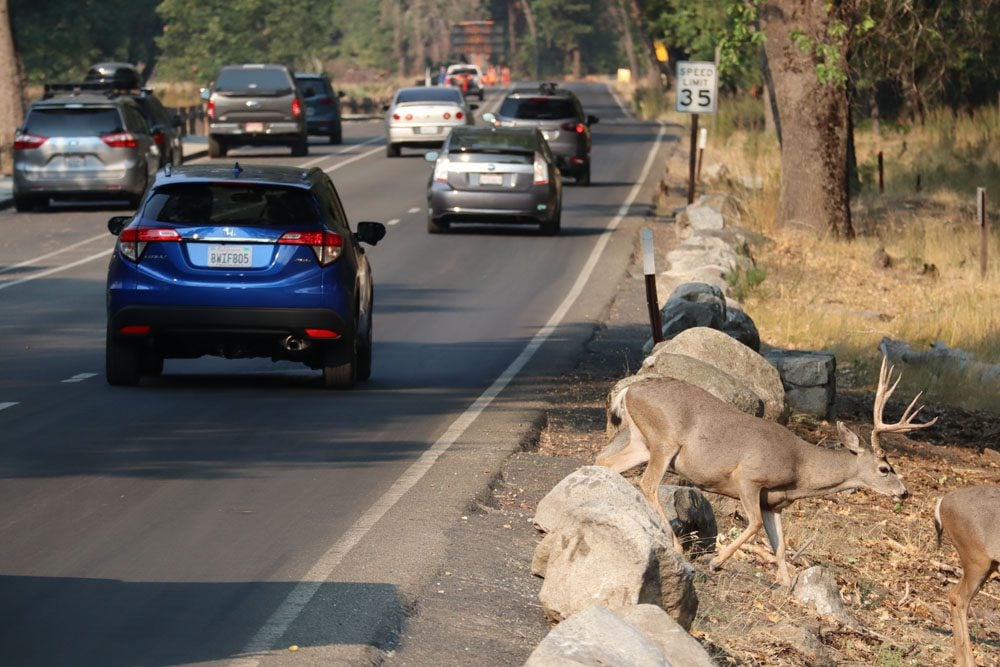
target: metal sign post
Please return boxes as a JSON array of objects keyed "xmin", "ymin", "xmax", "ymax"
[
  {"xmin": 675, "ymin": 61, "xmax": 718, "ymax": 205},
  {"xmin": 978, "ymin": 187, "xmax": 988, "ymax": 277}
]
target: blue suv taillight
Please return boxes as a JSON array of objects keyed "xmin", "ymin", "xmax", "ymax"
[
  {"xmin": 119, "ymin": 227, "xmax": 181, "ymax": 262},
  {"xmin": 278, "ymin": 230, "xmax": 343, "ymax": 265}
]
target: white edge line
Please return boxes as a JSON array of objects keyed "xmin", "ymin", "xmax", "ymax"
[
  {"xmin": 231, "ymin": 120, "xmax": 667, "ymax": 665},
  {"xmin": 0, "ymin": 248, "xmax": 111, "ymax": 291},
  {"xmin": 607, "ymin": 81, "xmax": 634, "ymax": 119},
  {"xmin": 0, "ymin": 233, "xmax": 108, "ymax": 276},
  {"xmin": 0, "ymin": 402, "xmax": 18, "ymax": 412}
]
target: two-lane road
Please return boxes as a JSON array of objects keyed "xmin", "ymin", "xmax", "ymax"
[{"xmin": 0, "ymin": 82, "xmax": 676, "ymax": 666}]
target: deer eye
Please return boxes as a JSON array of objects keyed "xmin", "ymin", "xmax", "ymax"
[{"xmin": 878, "ymin": 465, "xmax": 891, "ymax": 475}]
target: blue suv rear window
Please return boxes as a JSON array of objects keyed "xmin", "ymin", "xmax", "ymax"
[{"xmin": 143, "ymin": 184, "xmax": 322, "ymax": 227}]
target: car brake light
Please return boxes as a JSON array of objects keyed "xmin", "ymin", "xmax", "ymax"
[
  {"xmin": 119, "ymin": 325, "xmax": 151, "ymax": 335},
  {"xmin": 118, "ymin": 227, "xmax": 181, "ymax": 262},
  {"xmin": 206, "ymin": 100, "xmax": 216, "ymax": 119},
  {"xmin": 561, "ymin": 121, "xmax": 585, "ymax": 134},
  {"xmin": 152, "ymin": 131, "xmax": 167, "ymax": 146},
  {"xmin": 455, "ymin": 111, "xmax": 464, "ymax": 120},
  {"xmin": 392, "ymin": 113, "xmax": 401, "ymax": 121},
  {"xmin": 14, "ymin": 133, "xmax": 47, "ymax": 149},
  {"xmin": 305, "ymin": 328, "xmax": 341, "ymax": 339},
  {"xmin": 405, "ymin": 113, "xmax": 413, "ymax": 121},
  {"xmin": 102, "ymin": 132, "xmax": 138, "ymax": 148},
  {"xmin": 433, "ymin": 157, "xmax": 450, "ymax": 183},
  {"xmin": 292, "ymin": 98, "xmax": 302, "ymax": 117},
  {"xmin": 318, "ymin": 97, "xmax": 336, "ymax": 106},
  {"xmin": 443, "ymin": 112, "xmax": 451, "ymax": 120},
  {"xmin": 278, "ymin": 230, "xmax": 343, "ymax": 265},
  {"xmin": 533, "ymin": 155, "xmax": 549, "ymax": 185}
]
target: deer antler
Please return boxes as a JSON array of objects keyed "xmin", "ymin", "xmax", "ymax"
[{"xmin": 871, "ymin": 355, "xmax": 939, "ymax": 456}]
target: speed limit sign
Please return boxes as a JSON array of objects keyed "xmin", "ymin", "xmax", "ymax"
[{"xmin": 675, "ymin": 61, "xmax": 717, "ymax": 114}]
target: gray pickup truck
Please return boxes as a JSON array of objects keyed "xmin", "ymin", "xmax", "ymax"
[{"xmin": 203, "ymin": 64, "xmax": 308, "ymax": 158}]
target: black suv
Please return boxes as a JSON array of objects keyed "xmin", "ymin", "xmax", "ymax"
[
  {"xmin": 494, "ymin": 83, "xmax": 598, "ymax": 185},
  {"xmin": 85, "ymin": 63, "xmax": 185, "ymax": 168},
  {"xmin": 203, "ymin": 64, "xmax": 309, "ymax": 158}
]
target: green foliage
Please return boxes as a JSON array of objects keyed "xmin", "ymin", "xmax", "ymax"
[
  {"xmin": 725, "ymin": 265, "xmax": 767, "ymax": 301},
  {"xmin": 717, "ymin": 0, "xmax": 763, "ymax": 89}
]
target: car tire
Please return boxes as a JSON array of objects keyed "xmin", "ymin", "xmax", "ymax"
[
  {"xmin": 357, "ymin": 305, "xmax": 373, "ymax": 382},
  {"xmin": 106, "ymin": 329, "xmax": 141, "ymax": 386},
  {"xmin": 13, "ymin": 195, "xmax": 36, "ymax": 213},
  {"xmin": 291, "ymin": 135, "xmax": 309, "ymax": 157},
  {"xmin": 386, "ymin": 142, "xmax": 400, "ymax": 158},
  {"xmin": 576, "ymin": 164, "xmax": 591, "ymax": 186},
  {"xmin": 427, "ymin": 217, "xmax": 449, "ymax": 234},
  {"xmin": 540, "ymin": 209, "xmax": 561, "ymax": 236},
  {"xmin": 329, "ymin": 124, "xmax": 343, "ymax": 145},
  {"xmin": 323, "ymin": 336, "xmax": 357, "ymax": 389},
  {"xmin": 140, "ymin": 350, "xmax": 164, "ymax": 377},
  {"xmin": 208, "ymin": 136, "xmax": 226, "ymax": 158}
]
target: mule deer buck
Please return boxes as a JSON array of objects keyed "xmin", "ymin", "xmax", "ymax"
[
  {"xmin": 597, "ymin": 356, "xmax": 937, "ymax": 586},
  {"xmin": 934, "ymin": 486, "xmax": 1000, "ymax": 667}
]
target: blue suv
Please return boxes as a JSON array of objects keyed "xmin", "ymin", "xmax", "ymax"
[{"xmin": 105, "ymin": 163, "xmax": 386, "ymax": 388}]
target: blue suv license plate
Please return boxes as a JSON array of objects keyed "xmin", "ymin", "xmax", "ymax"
[{"xmin": 207, "ymin": 245, "xmax": 253, "ymax": 268}]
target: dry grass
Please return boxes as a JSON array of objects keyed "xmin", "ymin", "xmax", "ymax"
[{"xmin": 696, "ymin": 107, "xmax": 1000, "ymax": 412}]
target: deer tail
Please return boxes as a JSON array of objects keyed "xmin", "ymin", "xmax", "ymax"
[
  {"xmin": 609, "ymin": 383, "xmax": 631, "ymax": 427},
  {"xmin": 933, "ymin": 496, "xmax": 944, "ymax": 549}
]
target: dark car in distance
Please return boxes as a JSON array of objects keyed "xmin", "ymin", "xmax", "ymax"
[
  {"xmin": 295, "ymin": 73, "xmax": 344, "ymax": 144},
  {"xmin": 425, "ymin": 125, "xmax": 562, "ymax": 235},
  {"xmin": 494, "ymin": 82, "xmax": 598, "ymax": 185},
  {"xmin": 203, "ymin": 64, "xmax": 309, "ymax": 158},
  {"xmin": 105, "ymin": 163, "xmax": 386, "ymax": 388}
]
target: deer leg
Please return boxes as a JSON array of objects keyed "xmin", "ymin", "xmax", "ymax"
[
  {"xmin": 595, "ymin": 412, "xmax": 651, "ymax": 474},
  {"xmin": 637, "ymin": 433, "xmax": 683, "ymax": 553},
  {"xmin": 761, "ymin": 509, "xmax": 791, "ymax": 587},
  {"xmin": 710, "ymin": 483, "xmax": 764, "ymax": 573},
  {"xmin": 949, "ymin": 553, "xmax": 996, "ymax": 667}
]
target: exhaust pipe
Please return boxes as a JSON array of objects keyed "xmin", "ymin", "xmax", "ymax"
[{"xmin": 282, "ymin": 336, "xmax": 310, "ymax": 352}]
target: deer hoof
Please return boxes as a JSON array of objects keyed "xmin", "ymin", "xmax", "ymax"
[{"xmin": 708, "ymin": 556, "xmax": 724, "ymax": 572}]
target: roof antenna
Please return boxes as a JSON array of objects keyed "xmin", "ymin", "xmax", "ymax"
[{"xmin": 233, "ymin": 162, "xmax": 242, "ymax": 178}]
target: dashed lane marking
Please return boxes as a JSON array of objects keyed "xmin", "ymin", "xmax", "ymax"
[
  {"xmin": 0, "ymin": 233, "xmax": 108, "ymax": 276},
  {"xmin": 407, "ymin": 207, "xmax": 419, "ymax": 214},
  {"xmin": 387, "ymin": 219, "xmax": 400, "ymax": 226},
  {"xmin": 0, "ymin": 249, "xmax": 112, "ymax": 292},
  {"xmin": 61, "ymin": 373, "xmax": 98, "ymax": 383},
  {"xmin": 0, "ymin": 403, "xmax": 18, "ymax": 412}
]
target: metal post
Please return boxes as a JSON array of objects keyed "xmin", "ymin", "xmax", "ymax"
[
  {"xmin": 687, "ymin": 114, "xmax": 699, "ymax": 205},
  {"xmin": 978, "ymin": 187, "xmax": 988, "ymax": 277},
  {"xmin": 878, "ymin": 151, "xmax": 884, "ymax": 194},
  {"xmin": 642, "ymin": 228, "xmax": 664, "ymax": 345},
  {"xmin": 696, "ymin": 126, "xmax": 707, "ymax": 183}
]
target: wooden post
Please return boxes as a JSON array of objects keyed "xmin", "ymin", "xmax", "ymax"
[
  {"xmin": 878, "ymin": 151, "xmax": 884, "ymax": 194},
  {"xmin": 687, "ymin": 114, "xmax": 699, "ymax": 204},
  {"xmin": 642, "ymin": 228, "xmax": 663, "ymax": 344},
  {"xmin": 978, "ymin": 187, "xmax": 988, "ymax": 277}
]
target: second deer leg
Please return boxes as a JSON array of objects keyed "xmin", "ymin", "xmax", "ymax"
[
  {"xmin": 949, "ymin": 554, "xmax": 996, "ymax": 667},
  {"xmin": 595, "ymin": 411, "xmax": 651, "ymax": 474},
  {"xmin": 761, "ymin": 509, "xmax": 790, "ymax": 586},
  {"xmin": 710, "ymin": 483, "xmax": 764, "ymax": 573}
]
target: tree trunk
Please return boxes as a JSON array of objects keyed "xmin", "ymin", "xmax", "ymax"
[
  {"xmin": 613, "ymin": 0, "xmax": 639, "ymax": 82},
  {"xmin": 571, "ymin": 47, "xmax": 581, "ymax": 80},
  {"xmin": 625, "ymin": 0, "xmax": 662, "ymax": 91},
  {"xmin": 759, "ymin": 44, "xmax": 781, "ymax": 144},
  {"xmin": 520, "ymin": 0, "xmax": 539, "ymax": 80},
  {"xmin": 0, "ymin": 0, "xmax": 24, "ymax": 176},
  {"xmin": 508, "ymin": 0, "xmax": 518, "ymax": 63},
  {"xmin": 760, "ymin": 0, "xmax": 853, "ymax": 239}
]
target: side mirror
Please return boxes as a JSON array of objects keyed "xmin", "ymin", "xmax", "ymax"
[
  {"xmin": 588, "ymin": 114, "xmax": 599, "ymax": 126},
  {"xmin": 108, "ymin": 215, "xmax": 132, "ymax": 236},
  {"xmin": 337, "ymin": 90, "xmax": 346, "ymax": 98},
  {"xmin": 381, "ymin": 104, "xmax": 391, "ymax": 112},
  {"xmin": 481, "ymin": 112, "xmax": 497, "ymax": 126},
  {"xmin": 469, "ymin": 103, "xmax": 479, "ymax": 111},
  {"xmin": 199, "ymin": 87, "xmax": 211, "ymax": 101},
  {"xmin": 424, "ymin": 150, "xmax": 440, "ymax": 162},
  {"xmin": 356, "ymin": 221, "xmax": 387, "ymax": 246},
  {"xmin": 172, "ymin": 114, "xmax": 184, "ymax": 128}
]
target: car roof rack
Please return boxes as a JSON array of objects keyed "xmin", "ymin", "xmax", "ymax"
[
  {"xmin": 42, "ymin": 81, "xmax": 150, "ymax": 100},
  {"xmin": 538, "ymin": 82, "xmax": 559, "ymax": 95}
]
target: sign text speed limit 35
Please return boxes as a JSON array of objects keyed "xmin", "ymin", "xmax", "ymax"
[{"xmin": 675, "ymin": 61, "xmax": 718, "ymax": 114}]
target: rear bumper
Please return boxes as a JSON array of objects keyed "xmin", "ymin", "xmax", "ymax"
[
  {"xmin": 209, "ymin": 122, "xmax": 305, "ymax": 140},
  {"xmin": 13, "ymin": 163, "xmax": 147, "ymax": 197},
  {"xmin": 109, "ymin": 305, "xmax": 348, "ymax": 339},
  {"xmin": 428, "ymin": 185, "xmax": 557, "ymax": 224}
]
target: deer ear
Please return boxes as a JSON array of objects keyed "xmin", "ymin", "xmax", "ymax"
[{"xmin": 837, "ymin": 421, "xmax": 864, "ymax": 454}]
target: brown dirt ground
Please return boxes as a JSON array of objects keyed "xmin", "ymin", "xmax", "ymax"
[{"xmin": 388, "ymin": 151, "xmax": 1000, "ymax": 667}]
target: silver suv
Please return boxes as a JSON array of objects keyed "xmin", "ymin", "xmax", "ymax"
[
  {"xmin": 204, "ymin": 64, "xmax": 308, "ymax": 158},
  {"xmin": 12, "ymin": 83, "xmax": 160, "ymax": 211}
]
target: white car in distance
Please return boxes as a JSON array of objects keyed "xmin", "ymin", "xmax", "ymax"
[{"xmin": 384, "ymin": 86, "xmax": 477, "ymax": 158}]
